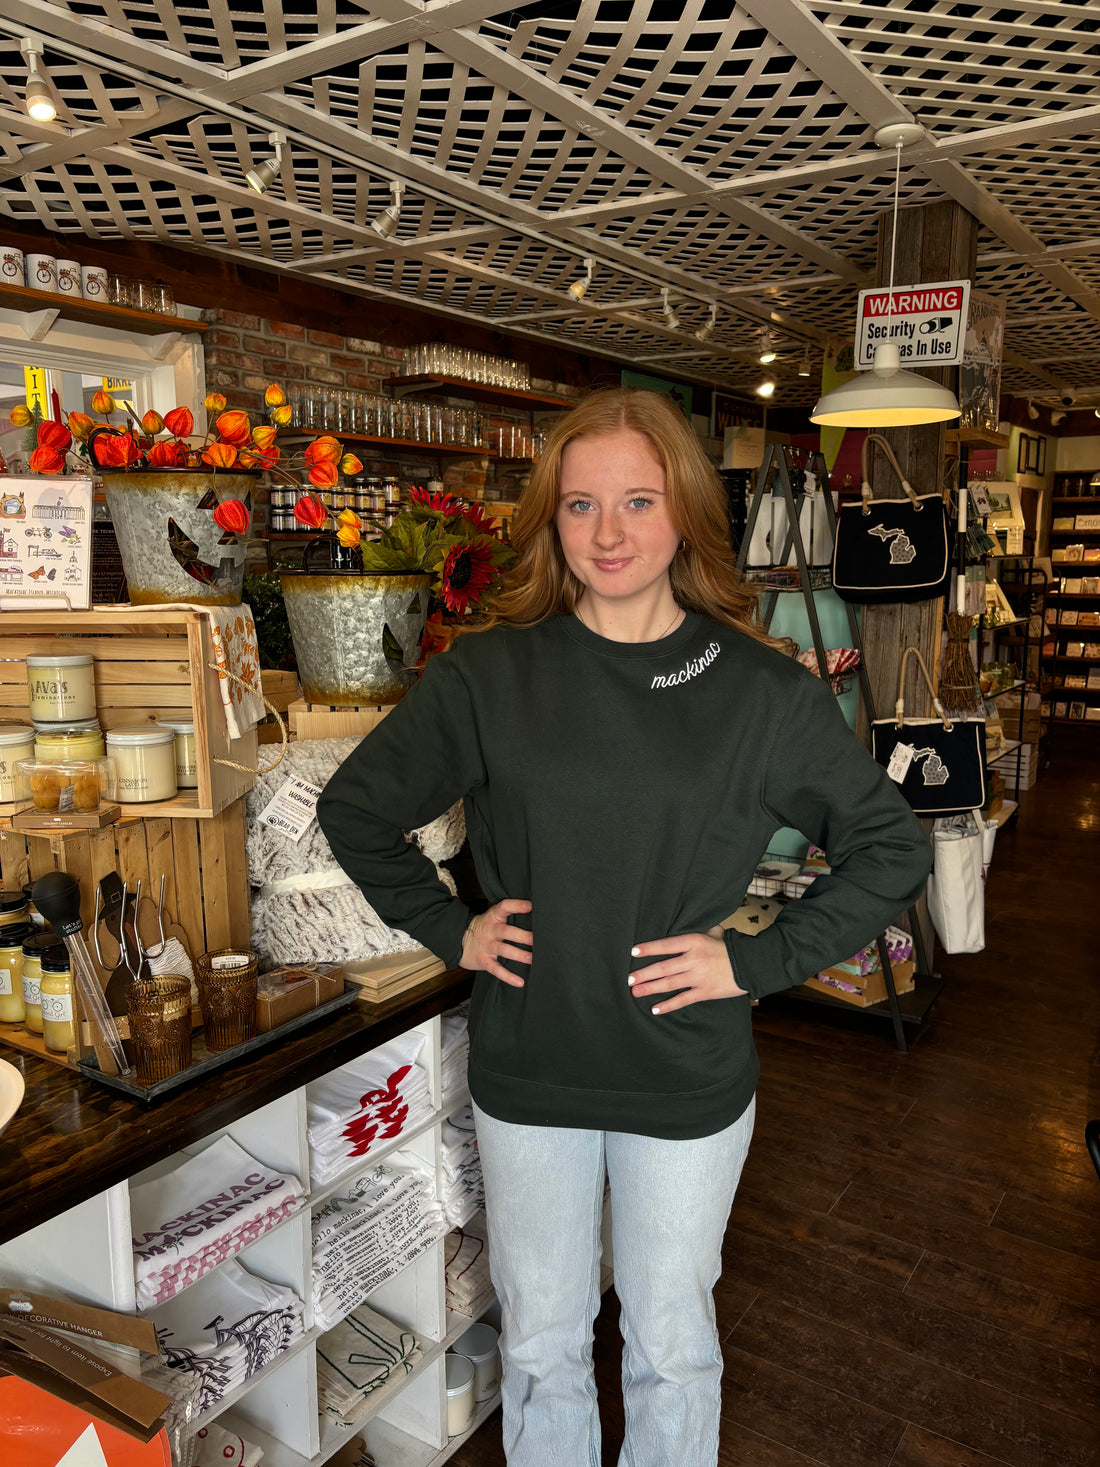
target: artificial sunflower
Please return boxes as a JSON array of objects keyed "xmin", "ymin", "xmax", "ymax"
[{"xmin": 439, "ymin": 537, "xmax": 496, "ymax": 614}]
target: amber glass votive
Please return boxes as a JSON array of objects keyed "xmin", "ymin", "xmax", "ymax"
[
  {"xmin": 128, "ymin": 975, "xmax": 193, "ymax": 1085},
  {"xmin": 196, "ymin": 948, "xmax": 258, "ymax": 1051}
]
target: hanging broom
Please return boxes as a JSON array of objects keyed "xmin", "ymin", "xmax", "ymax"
[{"xmin": 938, "ymin": 610, "xmax": 982, "ymax": 716}]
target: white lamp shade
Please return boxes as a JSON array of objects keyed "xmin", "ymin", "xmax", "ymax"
[{"xmin": 810, "ymin": 342, "xmax": 960, "ymax": 427}]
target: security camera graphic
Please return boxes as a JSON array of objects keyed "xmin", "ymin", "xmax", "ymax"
[{"xmin": 918, "ymin": 316, "xmax": 955, "ymax": 336}]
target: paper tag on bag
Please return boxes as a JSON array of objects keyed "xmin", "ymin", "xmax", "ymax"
[
  {"xmin": 257, "ymin": 776, "xmax": 323, "ymax": 842},
  {"xmin": 886, "ymin": 742, "xmax": 915, "ymax": 783}
]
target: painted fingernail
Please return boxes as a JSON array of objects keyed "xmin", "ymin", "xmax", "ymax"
[
  {"xmin": 631, "ymin": 946, "xmax": 640, "ymax": 957},
  {"xmin": 627, "ymin": 975, "xmax": 635, "ymax": 985},
  {"xmin": 652, "ymin": 1005, "xmax": 661, "ymax": 1015}
]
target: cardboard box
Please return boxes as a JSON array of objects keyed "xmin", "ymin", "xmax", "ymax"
[
  {"xmin": 255, "ymin": 962, "xmax": 344, "ymax": 1031},
  {"xmin": 799, "ymin": 958, "xmax": 916, "ymax": 1009}
]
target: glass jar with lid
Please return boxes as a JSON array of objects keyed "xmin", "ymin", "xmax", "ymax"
[
  {"xmin": 21, "ymin": 882, "xmax": 45, "ymax": 929},
  {"xmin": 20, "ymin": 931, "xmax": 63, "ymax": 1034},
  {"xmin": 26, "ymin": 653, "xmax": 96, "ymax": 724},
  {"xmin": 34, "ymin": 720, "xmax": 105, "ymax": 763},
  {"xmin": 0, "ymin": 890, "xmax": 29, "ymax": 931},
  {"xmin": 0, "ymin": 923, "xmax": 36, "ymax": 1024},
  {"xmin": 156, "ymin": 721, "xmax": 197, "ymax": 789},
  {"xmin": 0, "ymin": 724, "xmax": 34, "ymax": 802},
  {"xmin": 40, "ymin": 951, "xmax": 75, "ymax": 1052},
  {"xmin": 105, "ymin": 725, "xmax": 177, "ymax": 803}
]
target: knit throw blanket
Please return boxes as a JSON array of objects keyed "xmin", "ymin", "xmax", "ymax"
[{"xmin": 246, "ymin": 736, "xmax": 466, "ymax": 967}]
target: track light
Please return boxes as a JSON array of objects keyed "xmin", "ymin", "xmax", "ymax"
[
  {"xmin": 568, "ymin": 258, "xmax": 595, "ymax": 302},
  {"xmin": 1094, "ymin": 409, "xmax": 1100, "ymax": 420},
  {"xmin": 756, "ymin": 380, "xmax": 776, "ymax": 399},
  {"xmin": 20, "ymin": 38, "xmax": 56, "ymax": 124},
  {"xmin": 246, "ymin": 131, "xmax": 285, "ymax": 194},
  {"xmin": 798, "ymin": 347, "xmax": 811, "ymax": 378},
  {"xmin": 370, "ymin": 180, "xmax": 404, "ymax": 240},
  {"xmin": 661, "ymin": 287, "xmax": 680, "ymax": 332},
  {"xmin": 759, "ymin": 327, "xmax": 777, "ymax": 365},
  {"xmin": 1051, "ymin": 409, "xmax": 1068, "ymax": 427},
  {"xmin": 1027, "ymin": 400, "xmax": 1040, "ymax": 421},
  {"xmin": 695, "ymin": 303, "xmax": 718, "ymax": 342}
]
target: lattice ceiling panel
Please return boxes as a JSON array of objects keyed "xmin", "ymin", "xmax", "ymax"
[
  {"xmin": 815, "ymin": 0, "xmax": 1100, "ymax": 129},
  {"xmin": 0, "ymin": 0, "xmax": 1098, "ymax": 396}
]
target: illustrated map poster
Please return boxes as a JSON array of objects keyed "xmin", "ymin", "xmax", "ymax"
[{"xmin": 0, "ymin": 478, "xmax": 93, "ymax": 607}]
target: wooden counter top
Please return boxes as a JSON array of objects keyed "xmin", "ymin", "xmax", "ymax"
[{"xmin": 0, "ymin": 969, "xmax": 473, "ymax": 1246}]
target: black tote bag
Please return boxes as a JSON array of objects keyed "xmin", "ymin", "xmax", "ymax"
[
  {"xmin": 833, "ymin": 434, "xmax": 952, "ymax": 604},
  {"xmin": 871, "ymin": 648, "xmax": 987, "ymax": 816}
]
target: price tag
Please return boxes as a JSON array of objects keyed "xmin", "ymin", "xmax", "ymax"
[
  {"xmin": 886, "ymin": 743, "xmax": 915, "ymax": 783},
  {"xmin": 257, "ymin": 776, "xmax": 323, "ymax": 842}
]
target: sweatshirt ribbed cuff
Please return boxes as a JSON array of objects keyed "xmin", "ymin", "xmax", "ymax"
[
  {"xmin": 408, "ymin": 899, "xmax": 472, "ymax": 973},
  {"xmin": 723, "ymin": 926, "xmax": 795, "ymax": 1001}
]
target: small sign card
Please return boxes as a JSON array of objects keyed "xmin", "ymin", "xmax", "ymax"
[
  {"xmin": 854, "ymin": 279, "xmax": 971, "ymax": 369},
  {"xmin": 257, "ymin": 775, "xmax": 323, "ymax": 841},
  {"xmin": 0, "ymin": 477, "xmax": 93, "ymax": 608}
]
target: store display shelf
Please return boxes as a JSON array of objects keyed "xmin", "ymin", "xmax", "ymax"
[
  {"xmin": 387, "ymin": 374, "xmax": 575, "ymax": 410},
  {"xmin": 764, "ymin": 973, "xmax": 945, "ymax": 1029},
  {"xmin": 1049, "ymin": 528, "xmax": 1100, "ymax": 536},
  {"xmin": 988, "ymin": 740, "xmax": 1022, "ymax": 762},
  {"xmin": 1052, "ymin": 654, "xmax": 1100, "ymax": 663},
  {"xmin": 1047, "ymin": 716, "xmax": 1100, "ymax": 726},
  {"xmin": 946, "ymin": 427, "xmax": 1009, "ymax": 448},
  {"xmin": 1048, "ymin": 592, "xmax": 1100, "ymax": 599},
  {"xmin": 984, "ymin": 680, "xmax": 1026, "ymax": 699},
  {"xmin": 0, "ymin": 280, "xmax": 208, "ymax": 337},
  {"xmin": 441, "ymin": 1087, "xmax": 471, "ymax": 1116},
  {"xmin": 308, "ymin": 1103, "xmax": 448, "ymax": 1213},
  {"xmin": 1052, "ymin": 496, "xmax": 1100, "ymax": 506},
  {"xmin": 284, "ymin": 431, "xmax": 493, "ymax": 458},
  {"xmin": 991, "ymin": 799, "xmax": 1019, "ymax": 827},
  {"xmin": 182, "ymin": 1324, "xmax": 325, "ymax": 1441}
]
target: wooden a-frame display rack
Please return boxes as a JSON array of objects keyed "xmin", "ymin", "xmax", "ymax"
[{"xmin": 736, "ymin": 444, "xmax": 941, "ymax": 1052}]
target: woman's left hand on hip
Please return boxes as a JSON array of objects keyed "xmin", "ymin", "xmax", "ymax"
[{"xmin": 628, "ymin": 926, "xmax": 747, "ymax": 1014}]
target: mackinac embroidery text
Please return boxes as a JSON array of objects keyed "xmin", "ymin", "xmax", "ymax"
[{"xmin": 651, "ymin": 641, "xmax": 721, "ymax": 690}]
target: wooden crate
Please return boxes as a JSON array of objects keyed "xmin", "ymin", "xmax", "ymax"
[
  {"xmin": 0, "ymin": 608, "xmax": 258, "ymax": 818},
  {"xmin": 0, "ymin": 799, "xmax": 250, "ymax": 1069},
  {"xmin": 258, "ymin": 670, "xmax": 299, "ymax": 746},
  {"xmin": 287, "ymin": 698, "xmax": 393, "ymax": 742}
]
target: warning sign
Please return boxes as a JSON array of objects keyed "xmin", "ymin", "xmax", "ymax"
[{"xmin": 854, "ymin": 278, "xmax": 971, "ymax": 369}]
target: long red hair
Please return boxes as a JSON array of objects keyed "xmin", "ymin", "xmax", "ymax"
[{"xmin": 479, "ymin": 387, "xmax": 780, "ymax": 645}]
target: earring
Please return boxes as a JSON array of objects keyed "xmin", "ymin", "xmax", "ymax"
[{"xmin": 679, "ymin": 538, "xmax": 688, "ymax": 551}]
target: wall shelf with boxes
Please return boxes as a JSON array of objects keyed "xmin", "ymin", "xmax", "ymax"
[{"xmin": 1044, "ymin": 472, "xmax": 1100, "ymax": 726}]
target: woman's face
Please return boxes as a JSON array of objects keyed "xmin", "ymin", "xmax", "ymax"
[{"xmin": 555, "ymin": 428, "xmax": 680, "ymax": 607}]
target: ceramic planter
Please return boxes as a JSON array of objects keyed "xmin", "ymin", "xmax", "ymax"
[
  {"xmin": 101, "ymin": 470, "xmax": 256, "ymax": 606},
  {"xmin": 280, "ymin": 571, "xmax": 431, "ymax": 705}
]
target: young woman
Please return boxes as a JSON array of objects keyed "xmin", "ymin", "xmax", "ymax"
[{"xmin": 317, "ymin": 388, "xmax": 930, "ymax": 1467}]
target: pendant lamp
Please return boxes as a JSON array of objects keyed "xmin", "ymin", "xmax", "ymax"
[{"xmin": 811, "ymin": 124, "xmax": 961, "ymax": 429}]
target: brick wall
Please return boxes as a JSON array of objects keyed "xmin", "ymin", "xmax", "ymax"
[{"xmin": 202, "ymin": 308, "xmax": 563, "ymax": 544}]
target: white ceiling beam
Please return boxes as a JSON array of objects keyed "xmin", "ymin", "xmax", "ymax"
[{"xmin": 3, "ymin": 0, "xmax": 224, "ymax": 88}]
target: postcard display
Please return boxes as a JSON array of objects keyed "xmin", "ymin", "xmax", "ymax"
[{"xmin": 0, "ymin": 477, "xmax": 93, "ymax": 607}]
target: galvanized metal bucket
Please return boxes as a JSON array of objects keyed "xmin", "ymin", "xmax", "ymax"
[
  {"xmin": 101, "ymin": 470, "xmax": 256, "ymax": 606},
  {"xmin": 280, "ymin": 570, "xmax": 431, "ymax": 705}
]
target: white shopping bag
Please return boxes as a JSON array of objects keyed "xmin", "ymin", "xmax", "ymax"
[{"xmin": 926, "ymin": 811, "xmax": 987, "ymax": 954}]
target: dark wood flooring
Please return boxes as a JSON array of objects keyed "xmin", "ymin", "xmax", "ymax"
[{"xmin": 449, "ymin": 726, "xmax": 1100, "ymax": 1466}]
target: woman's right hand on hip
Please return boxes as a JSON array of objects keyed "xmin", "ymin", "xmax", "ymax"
[{"xmin": 461, "ymin": 899, "xmax": 533, "ymax": 987}]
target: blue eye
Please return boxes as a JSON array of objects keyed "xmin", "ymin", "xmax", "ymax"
[
  {"xmin": 564, "ymin": 498, "xmax": 593, "ymax": 513},
  {"xmin": 628, "ymin": 496, "xmax": 654, "ymax": 510}
]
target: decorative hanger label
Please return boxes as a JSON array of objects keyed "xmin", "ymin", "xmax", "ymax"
[{"xmin": 886, "ymin": 743, "xmax": 915, "ymax": 783}]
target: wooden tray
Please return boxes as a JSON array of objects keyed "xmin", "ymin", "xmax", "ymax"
[{"xmin": 74, "ymin": 982, "xmax": 360, "ymax": 1103}]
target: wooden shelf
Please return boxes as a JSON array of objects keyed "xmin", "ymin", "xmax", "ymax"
[
  {"xmin": 0, "ymin": 280, "xmax": 207, "ymax": 337},
  {"xmin": 281, "ymin": 430, "xmax": 502, "ymax": 458},
  {"xmin": 1048, "ymin": 591, "xmax": 1100, "ymax": 599},
  {"xmin": 946, "ymin": 427, "xmax": 1009, "ymax": 448},
  {"xmin": 1052, "ymin": 495, "xmax": 1100, "ymax": 505},
  {"xmin": 387, "ymin": 374, "xmax": 576, "ymax": 410}
]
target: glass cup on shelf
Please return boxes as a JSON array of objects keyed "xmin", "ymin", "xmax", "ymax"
[
  {"xmin": 108, "ymin": 273, "xmax": 133, "ymax": 307},
  {"xmin": 127, "ymin": 975, "xmax": 193, "ymax": 1085},
  {"xmin": 154, "ymin": 280, "xmax": 175, "ymax": 315},
  {"xmin": 195, "ymin": 948, "xmax": 258, "ymax": 1051}
]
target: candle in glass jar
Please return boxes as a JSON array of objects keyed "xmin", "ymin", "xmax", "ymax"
[
  {"xmin": 34, "ymin": 721, "xmax": 105, "ymax": 762},
  {"xmin": 105, "ymin": 726, "xmax": 177, "ymax": 803},
  {"xmin": 26, "ymin": 654, "xmax": 96, "ymax": 724},
  {"xmin": 157, "ymin": 721, "xmax": 197, "ymax": 788},
  {"xmin": 0, "ymin": 924, "xmax": 35, "ymax": 1024},
  {"xmin": 0, "ymin": 724, "xmax": 34, "ymax": 801},
  {"xmin": 40, "ymin": 953, "xmax": 75, "ymax": 1052}
]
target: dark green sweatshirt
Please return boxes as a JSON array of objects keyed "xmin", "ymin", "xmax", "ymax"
[{"xmin": 317, "ymin": 612, "xmax": 931, "ymax": 1139}]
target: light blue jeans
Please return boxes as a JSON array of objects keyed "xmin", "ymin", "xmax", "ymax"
[{"xmin": 472, "ymin": 1097, "xmax": 755, "ymax": 1467}]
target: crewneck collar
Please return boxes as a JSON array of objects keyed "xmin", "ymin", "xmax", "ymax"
[{"xmin": 558, "ymin": 609, "xmax": 703, "ymax": 659}]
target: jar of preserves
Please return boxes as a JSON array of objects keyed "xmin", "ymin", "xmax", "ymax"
[
  {"xmin": 0, "ymin": 923, "xmax": 36, "ymax": 1024},
  {"xmin": 105, "ymin": 726, "xmax": 177, "ymax": 803},
  {"xmin": 20, "ymin": 932, "xmax": 63, "ymax": 1034},
  {"xmin": 26, "ymin": 653, "xmax": 96, "ymax": 724},
  {"xmin": 20, "ymin": 882, "xmax": 45, "ymax": 928},
  {"xmin": 34, "ymin": 721, "xmax": 105, "ymax": 762},
  {"xmin": 40, "ymin": 951, "xmax": 75, "ymax": 1053}
]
